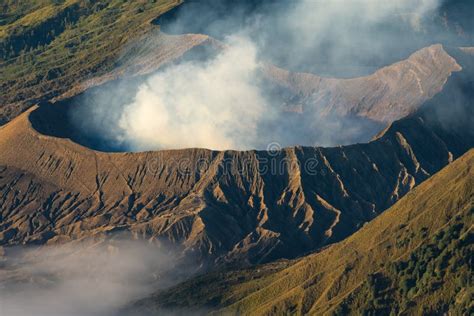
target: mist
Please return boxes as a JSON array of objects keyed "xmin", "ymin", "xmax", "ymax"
[
  {"xmin": 69, "ymin": 0, "xmax": 454, "ymax": 151},
  {"xmin": 158, "ymin": 0, "xmax": 448, "ymax": 75},
  {"xmin": 0, "ymin": 238, "xmax": 195, "ymax": 316}
]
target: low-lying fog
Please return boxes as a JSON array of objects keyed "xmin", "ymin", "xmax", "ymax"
[{"xmin": 0, "ymin": 238, "xmax": 194, "ymax": 316}]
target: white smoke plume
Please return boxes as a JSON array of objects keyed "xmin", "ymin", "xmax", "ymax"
[
  {"xmin": 118, "ymin": 36, "xmax": 270, "ymax": 151},
  {"xmin": 71, "ymin": 0, "xmax": 446, "ymax": 151}
]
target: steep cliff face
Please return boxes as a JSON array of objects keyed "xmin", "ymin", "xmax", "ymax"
[{"xmin": 1, "ymin": 53, "xmax": 472, "ymax": 265}]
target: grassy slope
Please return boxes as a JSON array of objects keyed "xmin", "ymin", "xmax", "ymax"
[
  {"xmin": 0, "ymin": 0, "xmax": 180, "ymax": 125},
  {"xmin": 131, "ymin": 149, "xmax": 474, "ymax": 315}
]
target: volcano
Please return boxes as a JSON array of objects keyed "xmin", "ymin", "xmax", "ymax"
[{"xmin": 0, "ymin": 1, "xmax": 473, "ymax": 315}]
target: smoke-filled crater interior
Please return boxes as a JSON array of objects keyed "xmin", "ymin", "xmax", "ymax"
[{"xmin": 30, "ymin": 61, "xmax": 384, "ymax": 153}]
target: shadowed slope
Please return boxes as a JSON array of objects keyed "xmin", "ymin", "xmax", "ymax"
[{"xmin": 126, "ymin": 148, "xmax": 474, "ymax": 316}]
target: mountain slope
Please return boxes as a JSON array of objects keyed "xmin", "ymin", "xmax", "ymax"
[
  {"xmin": 127, "ymin": 148, "xmax": 474, "ymax": 316},
  {"xmin": 0, "ymin": 57, "xmax": 472, "ymax": 266}
]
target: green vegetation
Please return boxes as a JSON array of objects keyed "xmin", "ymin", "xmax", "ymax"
[
  {"xmin": 127, "ymin": 261, "xmax": 291, "ymax": 314},
  {"xmin": 0, "ymin": 0, "xmax": 180, "ymax": 124},
  {"xmin": 128, "ymin": 149, "xmax": 474, "ymax": 315},
  {"xmin": 335, "ymin": 216, "xmax": 473, "ymax": 315}
]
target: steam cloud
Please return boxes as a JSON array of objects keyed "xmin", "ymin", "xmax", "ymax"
[
  {"xmin": 71, "ymin": 0, "xmax": 448, "ymax": 151},
  {"xmin": 118, "ymin": 36, "xmax": 270, "ymax": 151},
  {"xmin": 0, "ymin": 239, "xmax": 194, "ymax": 316}
]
